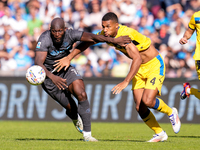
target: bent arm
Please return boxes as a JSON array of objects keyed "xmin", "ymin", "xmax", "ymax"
[
  {"xmin": 179, "ymin": 28, "xmax": 195, "ymax": 45},
  {"xmin": 54, "ymin": 32, "xmax": 131, "ymax": 72},
  {"xmin": 111, "ymin": 43, "xmax": 142, "ymax": 94},
  {"xmin": 53, "ymin": 41, "xmax": 94, "ymax": 72},
  {"xmin": 124, "ymin": 43, "xmax": 142, "ymax": 83},
  {"xmin": 81, "ymin": 32, "xmax": 115, "ymax": 43},
  {"xmin": 183, "ymin": 27, "xmax": 195, "ymax": 40},
  {"xmin": 68, "ymin": 41, "xmax": 93, "ymax": 61},
  {"xmin": 35, "ymin": 51, "xmax": 54, "ymax": 79}
]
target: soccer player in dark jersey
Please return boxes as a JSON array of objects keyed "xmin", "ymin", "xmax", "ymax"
[
  {"xmin": 54, "ymin": 12, "xmax": 181, "ymax": 142},
  {"xmin": 34, "ymin": 17, "xmax": 131, "ymax": 142}
]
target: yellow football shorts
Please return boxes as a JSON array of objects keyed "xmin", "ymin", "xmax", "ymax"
[
  {"xmin": 195, "ymin": 60, "xmax": 200, "ymax": 80},
  {"xmin": 132, "ymin": 54, "xmax": 165, "ymax": 96}
]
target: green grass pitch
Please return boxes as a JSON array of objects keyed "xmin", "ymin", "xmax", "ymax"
[{"xmin": 0, "ymin": 121, "xmax": 199, "ymax": 150}]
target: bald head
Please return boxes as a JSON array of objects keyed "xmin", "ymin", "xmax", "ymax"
[
  {"xmin": 51, "ymin": 18, "xmax": 65, "ymax": 30},
  {"xmin": 50, "ymin": 18, "xmax": 66, "ymax": 43}
]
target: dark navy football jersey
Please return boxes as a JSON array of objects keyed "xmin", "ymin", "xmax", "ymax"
[{"xmin": 35, "ymin": 29, "xmax": 83, "ymax": 70}]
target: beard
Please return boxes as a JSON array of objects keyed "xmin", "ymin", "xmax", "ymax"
[{"xmin": 51, "ymin": 32, "xmax": 65, "ymax": 45}]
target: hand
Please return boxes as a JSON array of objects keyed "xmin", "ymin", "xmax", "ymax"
[
  {"xmin": 111, "ymin": 81, "xmax": 129, "ymax": 94},
  {"xmin": 179, "ymin": 37, "xmax": 188, "ymax": 45},
  {"xmin": 114, "ymin": 36, "xmax": 131, "ymax": 47},
  {"xmin": 54, "ymin": 57, "xmax": 70, "ymax": 72},
  {"xmin": 50, "ymin": 74, "xmax": 68, "ymax": 90}
]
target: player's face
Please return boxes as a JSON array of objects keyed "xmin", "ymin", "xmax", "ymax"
[
  {"xmin": 51, "ymin": 27, "xmax": 65, "ymax": 43},
  {"xmin": 102, "ymin": 20, "xmax": 118, "ymax": 37}
]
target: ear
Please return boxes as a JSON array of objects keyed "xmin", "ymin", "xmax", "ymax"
[{"xmin": 116, "ymin": 23, "xmax": 119, "ymax": 29}]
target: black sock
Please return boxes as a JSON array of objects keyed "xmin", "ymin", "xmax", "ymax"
[{"xmin": 78, "ymin": 100, "xmax": 91, "ymax": 132}]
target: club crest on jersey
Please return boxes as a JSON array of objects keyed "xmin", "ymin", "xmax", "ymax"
[
  {"xmin": 36, "ymin": 42, "xmax": 41, "ymax": 48},
  {"xmin": 195, "ymin": 17, "xmax": 200, "ymax": 24}
]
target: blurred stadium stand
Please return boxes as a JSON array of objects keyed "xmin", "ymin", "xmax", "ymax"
[{"xmin": 0, "ymin": 0, "xmax": 198, "ymax": 78}]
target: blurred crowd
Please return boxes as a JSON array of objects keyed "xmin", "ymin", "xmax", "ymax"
[{"xmin": 0, "ymin": 0, "xmax": 199, "ymax": 78}]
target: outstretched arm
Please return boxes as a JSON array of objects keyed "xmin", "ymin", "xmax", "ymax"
[
  {"xmin": 111, "ymin": 43, "xmax": 142, "ymax": 94},
  {"xmin": 54, "ymin": 41, "xmax": 93, "ymax": 72},
  {"xmin": 80, "ymin": 32, "xmax": 131, "ymax": 47},
  {"xmin": 54, "ymin": 32, "xmax": 132, "ymax": 72},
  {"xmin": 179, "ymin": 27, "xmax": 195, "ymax": 45}
]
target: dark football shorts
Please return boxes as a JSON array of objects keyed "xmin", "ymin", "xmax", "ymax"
[{"xmin": 41, "ymin": 65, "xmax": 83, "ymax": 107}]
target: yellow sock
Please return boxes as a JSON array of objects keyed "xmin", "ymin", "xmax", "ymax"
[
  {"xmin": 142, "ymin": 110, "xmax": 163, "ymax": 134},
  {"xmin": 153, "ymin": 98, "xmax": 172, "ymax": 116},
  {"xmin": 190, "ymin": 88, "xmax": 200, "ymax": 99}
]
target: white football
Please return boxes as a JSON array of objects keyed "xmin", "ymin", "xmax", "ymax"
[{"xmin": 26, "ymin": 65, "xmax": 46, "ymax": 85}]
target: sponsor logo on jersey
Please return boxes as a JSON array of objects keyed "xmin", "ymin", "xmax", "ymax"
[
  {"xmin": 50, "ymin": 50, "xmax": 65, "ymax": 56},
  {"xmin": 61, "ymin": 42, "xmax": 71, "ymax": 50},
  {"xmin": 36, "ymin": 42, "xmax": 41, "ymax": 48},
  {"xmin": 62, "ymin": 42, "xmax": 68, "ymax": 47}
]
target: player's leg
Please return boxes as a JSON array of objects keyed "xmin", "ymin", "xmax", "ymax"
[
  {"xmin": 133, "ymin": 89, "xmax": 163, "ymax": 135},
  {"xmin": 142, "ymin": 88, "xmax": 181, "ymax": 134},
  {"xmin": 181, "ymin": 60, "xmax": 200, "ymax": 100},
  {"xmin": 133, "ymin": 89, "xmax": 168, "ymax": 142},
  {"xmin": 144, "ymin": 54, "xmax": 181, "ymax": 134},
  {"xmin": 41, "ymin": 80, "xmax": 83, "ymax": 133},
  {"xmin": 68, "ymin": 79, "xmax": 97, "ymax": 142},
  {"xmin": 181, "ymin": 83, "xmax": 200, "ymax": 100},
  {"xmin": 180, "ymin": 82, "xmax": 200, "ymax": 101},
  {"xmin": 66, "ymin": 94, "xmax": 83, "ymax": 134},
  {"xmin": 190, "ymin": 87, "xmax": 200, "ymax": 99},
  {"xmin": 132, "ymin": 68, "xmax": 167, "ymax": 142},
  {"xmin": 63, "ymin": 65, "xmax": 97, "ymax": 141}
]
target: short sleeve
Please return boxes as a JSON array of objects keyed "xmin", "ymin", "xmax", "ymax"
[
  {"xmin": 188, "ymin": 13, "xmax": 196, "ymax": 30},
  {"xmin": 68, "ymin": 29, "xmax": 83, "ymax": 41},
  {"xmin": 35, "ymin": 31, "xmax": 51, "ymax": 52}
]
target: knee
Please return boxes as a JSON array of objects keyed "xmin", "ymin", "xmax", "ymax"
[
  {"xmin": 142, "ymin": 96, "xmax": 155, "ymax": 108},
  {"xmin": 77, "ymin": 91, "xmax": 87, "ymax": 101}
]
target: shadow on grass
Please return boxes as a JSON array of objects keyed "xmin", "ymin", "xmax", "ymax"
[
  {"xmin": 16, "ymin": 138, "xmax": 83, "ymax": 141},
  {"xmin": 16, "ymin": 135, "xmax": 200, "ymax": 142},
  {"xmin": 169, "ymin": 135, "xmax": 200, "ymax": 138},
  {"xmin": 16, "ymin": 138, "xmax": 145, "ymax": 142},
  {"xmin": 99, "ymin": 139, "xmax": 144, "ymax": 142}
]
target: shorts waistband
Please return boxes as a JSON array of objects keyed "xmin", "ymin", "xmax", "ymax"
[{"xmin": 140, "ymin": 54, "xmax": 162, "ymax": 67}]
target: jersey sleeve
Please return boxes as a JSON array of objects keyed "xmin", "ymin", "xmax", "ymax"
[
  {"xmin": 97, "ymin": 30, "xmax": 104, "ymax": 35},
  {"xmin": 35, "ymin": 32, "xmax": 51, "ymax": 52},
  {"xmin": 68, "ymin": 29, "xmax": 83, "ymax": 41},
  {"xmin": 116, "ymin": 25, "xmax": 151, "ymax": 51},
  {"xmin": 188, "ymin": 13, "xmax": 196, "ymax": 30}
]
